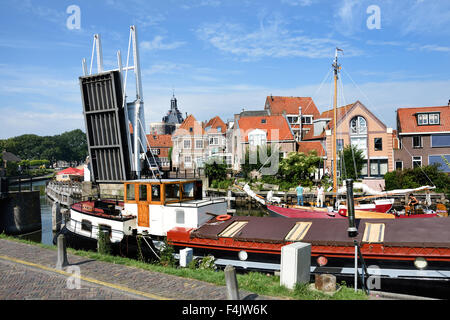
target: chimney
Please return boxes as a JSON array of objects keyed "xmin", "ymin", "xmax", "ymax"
[
  {"xmin": 448, "ymin": 99, "xmax": 450, "ymax": 106},
  {"xmin": 271, "ymin": 94, "xmax": 274, "ymax": 101}
]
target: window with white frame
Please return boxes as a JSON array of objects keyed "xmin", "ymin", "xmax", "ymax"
[
  {"xmin": 417, "ymin": 113, "xmax": 440, "ymax": 125},
  {"xmin": 395, "ymin": 161, "xmax": 403, "ymax": 171},
  {"xmin": 350, "ymin": 116, "xmax": 367, "ymax": 135},
  {"xmin": 184, "ymin": 155, "xmax": 192, "ymax": 164},
  {"xmin": 412, "ymin": 156, "xmax": 422, "ymax": 168},
  {"xmin": 248, "ymin": 129, "xmax": 267, "ymax": 146},
  {"xmin": 195, "ymin": 140, "xmax": 203, "ymax": 149},
  {"xmin": 287, "ymin": 116, "xmax": 299, "ymax": 124},
  {"xmin": 209, "ymin": 137, "xmax": 219, "ymax": 145},
  {"xmin": 183, "ymin": 140, "xmax": 191, "ymax": 149},
  {"xmin": 195, "ymin": 156, "xmax": 204, "ymax": 167},
  {"xmin": 302, "ymin": 115, "xmax": 313, "ymax": 124},
  {"xmin": 412, "ymin": 136, "xmax": 422, "ymax": 148}
]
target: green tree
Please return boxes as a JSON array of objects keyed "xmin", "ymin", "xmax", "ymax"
[
  {"xmin": 0, "ymin": 129, "xmax": 87, "ymax": 164},
  {"xmin": 57, "ymin": 129, "xmax": 88, "ymax": 163},
  {"xmin": 338, "ymin": 144, "xmax": 366, "ymax": 180},
  {"xmin": 204, "ymin": 157, "xmax": 227, "ymax": 185},
  {"xmin": 385, "ymin": 164, "xmax": 450, "ymax": 197},
  {"xmin": 279, "ymin": 151, "xmax": 320, "ymax": 184},
  {"xmin": 241, "ymin": 145, "xmax": 281, "ymax": 179}
]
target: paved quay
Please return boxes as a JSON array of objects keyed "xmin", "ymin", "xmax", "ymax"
[{"xmin": 0, "ymin": 238, "xmax": 279, "ymax": 300}]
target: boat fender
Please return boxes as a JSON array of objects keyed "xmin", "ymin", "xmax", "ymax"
[
  {"xmin": 338, "ymin": 208, "xmax": 347, "ymax": 216},
  {"xmin": 216, "ymin": 214, "xmax": 232, "ymax": 221}
]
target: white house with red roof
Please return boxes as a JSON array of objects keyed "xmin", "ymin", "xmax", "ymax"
[
  {"xmin": 231, "ymin": 110, "xmax": 296, "ymax": 171},
  {"xmin": 171, "ymin": 115, "xmax": 230, "ymax": 171}
]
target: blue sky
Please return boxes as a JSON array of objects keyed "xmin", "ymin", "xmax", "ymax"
[{"xmin": 0, "ymin": 0, "xmax": 449, "ymax": 138}]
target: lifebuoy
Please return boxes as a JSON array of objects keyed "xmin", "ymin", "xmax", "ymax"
[{"xmin": 216, "ymin": 214, "xmax": 232, "ymax": 221}]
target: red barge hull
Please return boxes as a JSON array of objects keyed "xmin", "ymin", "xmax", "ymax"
[{"xmin": 167, "ymin": 215, "xmax": 450, "ymax": 282}]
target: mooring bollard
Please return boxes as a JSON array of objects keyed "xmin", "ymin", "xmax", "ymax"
[
  {"xmin": 52, "ymin": 201, "xmax": 61, "ymax": 232},
  {"xmin": 224, "ymin": 265, "xmax": 240, "ymax": 300},
  {"xmin": 97, "ymin": 230, "xmax": 111, "ymax": 255},
  {"xmin": 56, "ymin": 234, "xmax": 69, "ymax": 270}
]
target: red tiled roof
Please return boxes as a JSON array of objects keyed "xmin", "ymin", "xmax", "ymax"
[
  {"xmin": 173, "ymin": 114, "xmax": 205, "ymax": 136},
  {"xmin": 397, "ymin": 105, "xmax": 450, "ymax": 134},
  {"xmin": 146, "ymin": 134, "xmax": 172, "ymax": 148},
  {"xmin": 265, "ymin": 96, "xmax": 320, "ymax": 118},
  {"xmin": 297, "ymin": 141, "xmax": 325, "ymax": 157},
  {"xmin": 57, "ymin": 167, "xmax": 84, "ymax": 176},
  {"xmin": 301, "ymin": 102, "xmax": 358, "ymax": 140},
  {"xmin": 238, "ymin": 115, "xmax": 294, "ymax": 142},
  {"xmin": 204, "ymin": 116, "xmax": 226, "ymax": 134}
]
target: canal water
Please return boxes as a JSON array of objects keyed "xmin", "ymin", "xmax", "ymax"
[{"xmin": 8, "ymin": 180, "xmax": 266, "ymax": 247}]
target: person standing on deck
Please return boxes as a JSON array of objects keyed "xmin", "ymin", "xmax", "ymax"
[
  {"xmin": 408, "ymin": 194, "xmax": 419, "ymax": 215},
  {"xmin": 316, "ymin": 183, "xmax": 324, "ymax": 207},
  {"xmin": 296, "ymin": 183, "xmax": 304, "ymax": 206}
]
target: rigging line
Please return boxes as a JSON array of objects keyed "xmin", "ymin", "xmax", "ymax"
[
  {"xmin": 302, "ymin": 69, "xmax": 333, "ymax": 116},
  {"xmin": 341, "ymin": 66, "xmax": 436, "ymax": 187},
  {"xmin": 137, "ymin": 136, "xmax": 157, "ymax": 180},
  {"xmin": 337, "ymin": 76, "xmax": 348, "ymax": 183},
  {"xmin": 137, "ymin": 118, "xmax": 162, "ymax": 179},
  {"xmin": 338, "ymin": 75, "xmax": 358, "ymax": 180},
  {"xmin": 256, "ymin": 145, "xmax": 279, "ymax": 174},
  {"xmin": 142, "ymin": 236, "xmax": 160, "ymax": 260},
  {"xmin": 397, "ymin": 138, "xmax": 436, "ymax": 187}
]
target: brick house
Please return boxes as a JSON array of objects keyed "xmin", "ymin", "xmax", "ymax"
[
  {"xmin": 301, "ymin": 100, "xmax": 395, "ymax": 178},
  {"xmin": 171, "ymin": 115, "xmax": 229, "ymax": 171},
  {"xmin": 146, "ymin": 133, "xmax": 172, "ymax": 171},
  {"xmin": 264, "ymin": 95, "xmax": 321, "ymax": 142},
  {"xmin": 395, "ymin": 104, "xmax": 450, "ymax": 172},
  {"xmin": 171, "ymin": 115, "xmax": 206, "ymax": 171}
]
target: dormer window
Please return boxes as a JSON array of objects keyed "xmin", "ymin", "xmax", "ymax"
[
  {"xmin": 417, "ymin": 112, "xmax": 440, "ymax": 125},
  {"xmin": 261, "ymin": 119, "xmax": 266, "ymax": 124},
  {"xmin": 302, "ymin": 115, "xmax": 313, "ymax": 124},
  {"xmin": 248, "ymin": 129, "xmax": 267, "ymax": 146}
]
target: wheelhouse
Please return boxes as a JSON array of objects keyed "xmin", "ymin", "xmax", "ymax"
[
  {"xmin": 124, "ymin": 179, "xmax": 203, "ymax": 205},
  {"xmin": 122, "ymin": 179, "xmax": 226, "ymax": 237}
]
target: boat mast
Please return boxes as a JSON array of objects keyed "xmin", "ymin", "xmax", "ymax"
[{"xmin": 332, "ymin": 48, "xmax": 343, "ymax": 194}]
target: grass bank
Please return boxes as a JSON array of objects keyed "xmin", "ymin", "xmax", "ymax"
[{"xmin": 0, "ymin": 233, "xmax": 367, "ymax": 300}]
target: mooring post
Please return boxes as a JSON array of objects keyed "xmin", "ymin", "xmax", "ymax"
[
  {"xmin": 52, "ymin": 201, "xmax": 61, "ymax": 232},
  {"xmin": 97, "ymin": 230, "xmax": 111, "ymax": 255},
  {"xmin": 224, "ymin": 265, "xmax": 240, "ymax": 300},
  {"xmin": 56, "ymin": 234, "xmax": 69, "ymax": 270},
  {"xmin": 227, "ymin": 190, "xmax": 232, "ymax": 209}
]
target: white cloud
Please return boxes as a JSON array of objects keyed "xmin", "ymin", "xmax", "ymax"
[
  {"xmin": 196, "ymin": 17, "xmax": 361, "ymax": 59},
  {"xmin": 141, "ymin": 36, "xmax": 186, "ymax": 51},
  {"xmin": 418, "ymin": 44, "xmax": 450, "ymax": 53},
  {"xmin": 142, "ymin": 62, "xmax": 189, "ymax": 75},
  {"xmin": 281, "ymin": 0, "xmax": 315, "ymax": 6},
  {"xmin": 181, "ymin": 0, "xmax": 221, "ymax": 9}
]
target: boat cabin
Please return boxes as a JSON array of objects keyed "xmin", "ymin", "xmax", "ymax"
[{"xmin": 123, "ymin": 179, "xmax": 227, "ymax": 237}]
